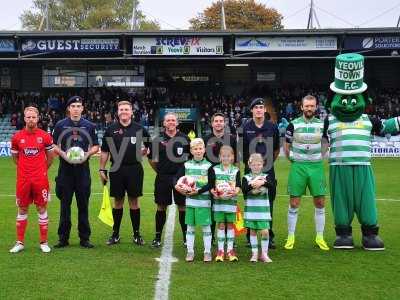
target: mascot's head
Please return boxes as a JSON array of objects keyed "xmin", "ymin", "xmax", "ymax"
[{"xmin": 326, "ymin": 53, "xmax": 371, "ymax": 122}]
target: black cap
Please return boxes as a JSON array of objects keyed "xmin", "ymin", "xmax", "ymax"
[
  {"xmin": 249, "ymin": 98, "xmax": 265, "ymax": 110},
  {"xmin": 66, "ymin": 96, "xmax": 83, "ymax": 107}
]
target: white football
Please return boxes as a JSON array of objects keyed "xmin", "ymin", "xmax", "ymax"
[
  {"xmin": 216, "ymin": 181, "xmax": 233, "ymax": 199},
  {"xmin": 66, "ymin": 146, "xmax": 85, "ymax": 163},
  {"xmin": 249, "ymin": 175, "xmax": 267, "ymax": 195},
  {"xmin": 176, "ymin": 176, "xmax": 196, "ymax": 192},
  {"xmin": 250, "ymin": 186, "xmax": 267, "ymax": 195}
]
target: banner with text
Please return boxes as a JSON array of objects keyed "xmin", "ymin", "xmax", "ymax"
[
  {"xmin": 235, "ymin": 36, "xmax": 337, "ymax": 51},
  {"xmin": 159, "ymin": 108, "xmax": 198, "ymax": 122},
  {"xmin": 0, "ymin": 39, "xmax": 15, "ymax": 52},
  {"xmin": 344, "ymin": 36, "xmax": 400, "ymax": 50},
  {"xmin": 132, "ymin": 37, "xmax": 223, "ymax": 56},
  {"xmin": 371, "ymin": 141, "xmax": 400, "ymax": 157},
  {"xmin": 0, "ymin": 142, "xmax": 11, "ymax": 157},
  {"xmin": 21, "ymin": 38, "xmax": 120, "ymax": 53}
]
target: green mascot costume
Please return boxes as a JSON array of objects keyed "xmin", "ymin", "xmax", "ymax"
[{"xmin": 324, "ymin": 53, "xmax": 400, "ymax": 250}]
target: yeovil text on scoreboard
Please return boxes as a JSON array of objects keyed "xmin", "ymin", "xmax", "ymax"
[{"xmin": 132, "ymin": 37, "xmax": 223, "ymax": 56}]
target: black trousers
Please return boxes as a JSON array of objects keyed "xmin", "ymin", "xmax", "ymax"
[
  {"xmin": 55, "ymin": 167, "xmax": 91, "ymax": 242},
  {"xmin": 267, "ymin": 184, "xmax": 277, "ymax": 239}
]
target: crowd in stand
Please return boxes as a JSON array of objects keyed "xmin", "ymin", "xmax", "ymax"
[
  {"xmin": 1, "ymin": 87, "xmax": 157, "ymax": 132},
  {"xmin": 1, "ymin": 86, "xmax": 400, "ymax": 134}
]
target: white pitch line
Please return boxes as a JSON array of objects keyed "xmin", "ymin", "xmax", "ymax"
[
  {"xmin": 275, "ymin": 194, "xmax": 400, "ymax": 202},
  {"xmin": 0, "ymin": 193, "xmax": 399, "ymax": 202},
  {"xmin": 154, "ymin": 204, "xmax": 177, "ymax": 300}
]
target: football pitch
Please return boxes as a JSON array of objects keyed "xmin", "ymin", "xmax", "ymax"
[{"xmin": 0, "ymin": 157, "xmax": 399, "ymax": 299}]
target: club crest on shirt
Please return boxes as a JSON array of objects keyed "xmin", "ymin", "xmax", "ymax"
[
  {"xmin": 131, "ymin": 137, "xmax": 136, "ymax": 144},
  {"xmin": 37, "ymin": 137, "xmax": 43, "ymax": 144},
  {"xmin": 177, "ymin": 147, "xmax": 183, "ymax": 155}
]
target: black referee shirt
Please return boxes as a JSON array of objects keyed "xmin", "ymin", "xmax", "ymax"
[
  {"xmin": 204, "ymin": 132, "xmax": 238, "ymax": 166},
  {"xmin": 101, "ymin": 120, "xmax": 151, "ymax": 165},
  {"xmin": 149, "ymin": 131, "xmax": 190, "ymax": 175}
]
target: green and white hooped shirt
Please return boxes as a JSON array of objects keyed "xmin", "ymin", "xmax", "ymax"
[
  {"xmin": 243, "ymin": 173, "xmax": 271, "ymax": 221},
  {"xmin": 212, "ymin": 164, "xmax": 240, "ymax": 214},
  {"xmin": 184, "ymin": 158, "xmax": 212, "ymax": 208},
  {"xmin": 325, "ymin": 114, "xmax": 372, "ymax": 165},
  {"xmin": 285, "ymin": 116, "xmax": 324, "ymax": 162}
]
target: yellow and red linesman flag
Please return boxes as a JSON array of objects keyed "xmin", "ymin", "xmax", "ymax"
[
  {"xmin": 234, "ymin": 206, "xmax": 246, "ymax": 236},
  {"xmin": 98, "ymin": 185, "xmax": 114, "ymax": 227}
]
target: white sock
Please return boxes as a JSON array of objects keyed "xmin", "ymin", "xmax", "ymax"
[
  {"xmin": 186, "ymin": 225, "xmax": 195, "ymax": 253},
  {"xmin": 217, "ymin": 229, "xmax": 225, "ymax": 252},
  {"xmin": 288, "ymin": 207, "xmax": 298, "ymax": 235},
  {"xmin": 226, "ymin": 228, "xmax": 235, "ymax": 252},
  {"xmin": 315, "ymin": 208, "xmax": 325, "ymax": 236},
  {"xmin": 250, "ymin": 234, "xmax": 258, "ymax": 255},
  {"xmin": 202, "ymin": 225, "xmax": 212, "ymax": 254},
  {"xmin": 261, "ymin": 237, "xmax": 269, "ymax": 256}
]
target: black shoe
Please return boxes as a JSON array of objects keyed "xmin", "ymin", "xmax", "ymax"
[
  {"xmin": 151, "ymin": 238, "xmax": 161, "ymax": 248},
  {"xmin": 334, "ymin": 235, "xmax": 354, "ymax": 249},
  {"xmin": 334, "ymin": 226, "xmax": 354, "ymax": 249},
  {"xmin": 106, "ymin": 235, "xmax": 120, "ymax": 246},
  {"xmin": 133, "ymin": 234, "xmax": 145, "ymax": 246},
  {"xmin": 54, "ymin": 241, "xmax": 69, "ymax": 248},
  {"xmin": 361, "ymin": 225, "xmax": 385, "ymax": 251},
  {"xmin": 362, "ymin": 235, "xmax": 385, "ymax": 251},
  {"xmin": 80, "ymin": 240, "xmax": 94, "ymax": 248},
  {"xmin": 269, "ymin": 240, "xmax": 276, "ymax": 249}
]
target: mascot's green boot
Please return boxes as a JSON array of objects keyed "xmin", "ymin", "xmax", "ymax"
[{"xmin": 324, "ymin": 53, "xmax": 400, "ymax": 251}]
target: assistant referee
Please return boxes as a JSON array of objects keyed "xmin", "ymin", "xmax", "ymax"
[{"xmin": 99, "ymin": 100, "xmax": 151, "ymax": 246}]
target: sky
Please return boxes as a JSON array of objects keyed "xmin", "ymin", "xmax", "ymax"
[{"xmin": 0, "ymin": 0, "xmax": 399, "ymax": 30}]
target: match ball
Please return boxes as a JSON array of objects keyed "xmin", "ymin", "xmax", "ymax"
[
  {"xmin": 250, "ymin": 175, "xmax": 267, "ymax": 195},
  {"xmin": 66, "ymin": 146, "xmax": 85, "ymax": 163},
  {"xmin": 176, "ymin": 176, "xmax": 196, "ymax": 192},
  {"xmin": 216, "ymin": 181, "xmax": 233, "ymax": 199}
]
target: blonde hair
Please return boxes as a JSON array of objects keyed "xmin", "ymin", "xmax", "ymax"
[
  {"xmin": 24, "ymin": 106, "xmax": 39, "ymax": 116},
  {"xmin": 219, "ymin": 145, "xmax": 234, "ymax": 157},
  {"xmin": 190, "ymin": 138, "xmax": 205, "ymax": 149},
  {"xmin": 248, "ymin": 153, "xmax": 264, "ymax": 165},
  {"xmin": 117, "ymin": 100, "xmax": 132, "ymax": 108}
]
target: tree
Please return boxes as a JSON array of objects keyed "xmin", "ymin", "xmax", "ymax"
[
  {"xmin": 20, "ymin": 0, "xmax": 160, "ymax": 31},
  {"xmin": 189, "ymin": 0, "xmax": 283, "ymax": 31}
]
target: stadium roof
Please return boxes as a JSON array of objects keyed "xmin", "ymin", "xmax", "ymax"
[{"xmin": 0, "ymin": 27, "xmax": 399, "ymax": 37}]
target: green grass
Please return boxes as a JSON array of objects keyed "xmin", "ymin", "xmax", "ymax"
[{"xmin": 0, "ymin": 157, "xmax": 399, "ymax": 299}]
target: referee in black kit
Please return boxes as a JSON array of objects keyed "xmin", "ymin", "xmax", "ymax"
[
  {"xmin": 242, "ymin": 98, "xmax": 280, "ymax": 249},
  {"xmin": 148, "ymin": 112, "xmax": 190, "ymax": 248},
  {"xmin": 53, "ymin": 96, "xmax": 99, "ymax": 248},
  {"xmin": 204, "ymin": 112, "xmax": 238, "ymax": 242},
  {"xmin": 99, "ymin": 100, "xmax": 151, "ymax": 246}
]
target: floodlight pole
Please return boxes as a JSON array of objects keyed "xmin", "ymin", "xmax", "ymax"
[
  {"xmin": 221, "ymin": 0, "xmax": 227, "ymax": 30},
  {"xmin": 45, "ymin": 0, "xmax": 49, "ymax": 31},
  {"xmin": 131, "ymin": 0, "xmax": 138, "ymax": 30},
  {"xmin": 307, "ymin": 0, "xmax": 320, "ymax": 29}
]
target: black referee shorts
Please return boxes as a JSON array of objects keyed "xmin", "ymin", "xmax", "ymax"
[
  {"xmin": 109, "ymin": 164, "xmax": 144, "ymax": 199},
  {"xmin": 154, "ymin": 174, "xmax": 185, "ymax": 206}
]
